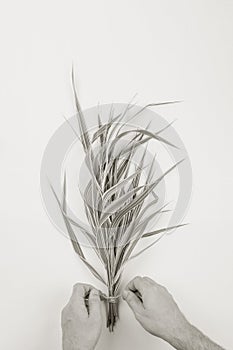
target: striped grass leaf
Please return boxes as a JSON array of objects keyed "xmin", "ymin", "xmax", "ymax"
[
  {"xmin": 49, "ymin": 181, "xmax": 106, "ymax": 285},
  {"xmin": 50, "ymin": 85, "xmax": 186, "ymax": 331}
]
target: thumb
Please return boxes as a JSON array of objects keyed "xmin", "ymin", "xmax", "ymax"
[
  {"xmin": 123, "ymin": 290, "xmax": 143, "ymax": 315},
  {"xmin": 88, "ymin": 289, "xmax": 101, "ymax": 317}
]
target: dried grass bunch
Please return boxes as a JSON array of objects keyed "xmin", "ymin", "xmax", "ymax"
[{"xmin": 51, "ymin": 73, "xmax": 184, "ymax": 331}]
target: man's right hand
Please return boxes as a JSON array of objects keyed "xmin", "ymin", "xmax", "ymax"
[
  {"xmin": 122, "ymin": 276, "xmax": 189, "ymax": 343},
  {"xmin": 123, "ymin": 276, "xmax": 225, "ymax": 350}
]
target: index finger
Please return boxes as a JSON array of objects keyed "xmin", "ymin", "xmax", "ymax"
[
  {"xmin": 125, "ymin": 276, "xmax": 146, "ymax": 295},
  {"xmin": 73, "ymin": 283, "xmax": 93, "ymax": 297},
  {"xmin": 71, "ymin": 283, "xmax": 93, "ymax": 313}
]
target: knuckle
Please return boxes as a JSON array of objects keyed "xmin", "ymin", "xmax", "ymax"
[
  {"xmin": 143, "ymin": 276, "xmax": 150, "ymax": 280},
  {"xmin": 143, "ymin": 277, "xmax": 152, "ymax": 286},
  {"xmin": 134, "ymin": 275, "xmax": 143, "ymax": 281},
  {"xmin": 143, "ymin": 276, "xmax": 153, "ymax": 283},
  {"xmin": 73, "ymin": 282, "xmax": 82, "ymax": 290},
  {"xmin": 61, "ymin": 308, "xmax": 65, "ymax": 318},
  {"xmin": 133, "ymin": 276, "xmax": 143, "ymax": 285},
  {"xmin": 73, "ymin": 282, "xmax": 90, "ymax": 289},
  {"xmin": 159, "ymin": 284, "xmax": 166, "ymax": 292},
  {"xmin": 61, "ymin": 305, "xmax": 69, "ymax": 319}
]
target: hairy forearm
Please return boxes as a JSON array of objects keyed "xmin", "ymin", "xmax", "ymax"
[
  {"xmin": 63, "ymin": 339, "xmax": 94, "ymax": 350},
  {"xmin": 168, "ymin": 323, "xmax": 225, "ymax": 350}
]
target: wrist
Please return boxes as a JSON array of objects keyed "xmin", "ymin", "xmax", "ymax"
[
  {"xmin": 165, "ymin": 320, "xmax": 193, "ymax": 350},
  {"xmin": 63, "ymin": 339, "xmax": 95, "ymax": 350}
]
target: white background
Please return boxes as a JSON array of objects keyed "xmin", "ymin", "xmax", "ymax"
[{"xmin": 0, "ymin": 1, "xmax": 233, "ymax": 349}]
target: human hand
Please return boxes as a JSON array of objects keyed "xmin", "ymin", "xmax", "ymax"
[
  {"xmin": 62, "ymin": 283, "xmax": 103, "ymax": 350},
  {"xmin": 123, "ymin": 276, "xmax": 190, "ymax": 344}
]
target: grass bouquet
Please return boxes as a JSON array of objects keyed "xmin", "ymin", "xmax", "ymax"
[{"xmin": 51, "ymin": 74, "xmax": 184, "ymax": 331}]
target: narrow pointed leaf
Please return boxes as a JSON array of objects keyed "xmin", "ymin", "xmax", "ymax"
[{"xmin": 142, "ymin": 223, "xmax": 188, "ymax": 238}]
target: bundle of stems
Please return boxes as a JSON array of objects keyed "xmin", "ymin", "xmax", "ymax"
[{"xmin": 51, "ymin": 74, "xmax": 184, "ymax": 331}]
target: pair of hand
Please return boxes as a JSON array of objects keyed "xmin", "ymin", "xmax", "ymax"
[{"xmin": 62, "ymin": 277, "xmax": 189, "ymax": 350}]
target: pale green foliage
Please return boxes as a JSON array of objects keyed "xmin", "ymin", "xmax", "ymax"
[{"xmin": 50, "ymin": 72, "xmax": 185, "ymax": 330}]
